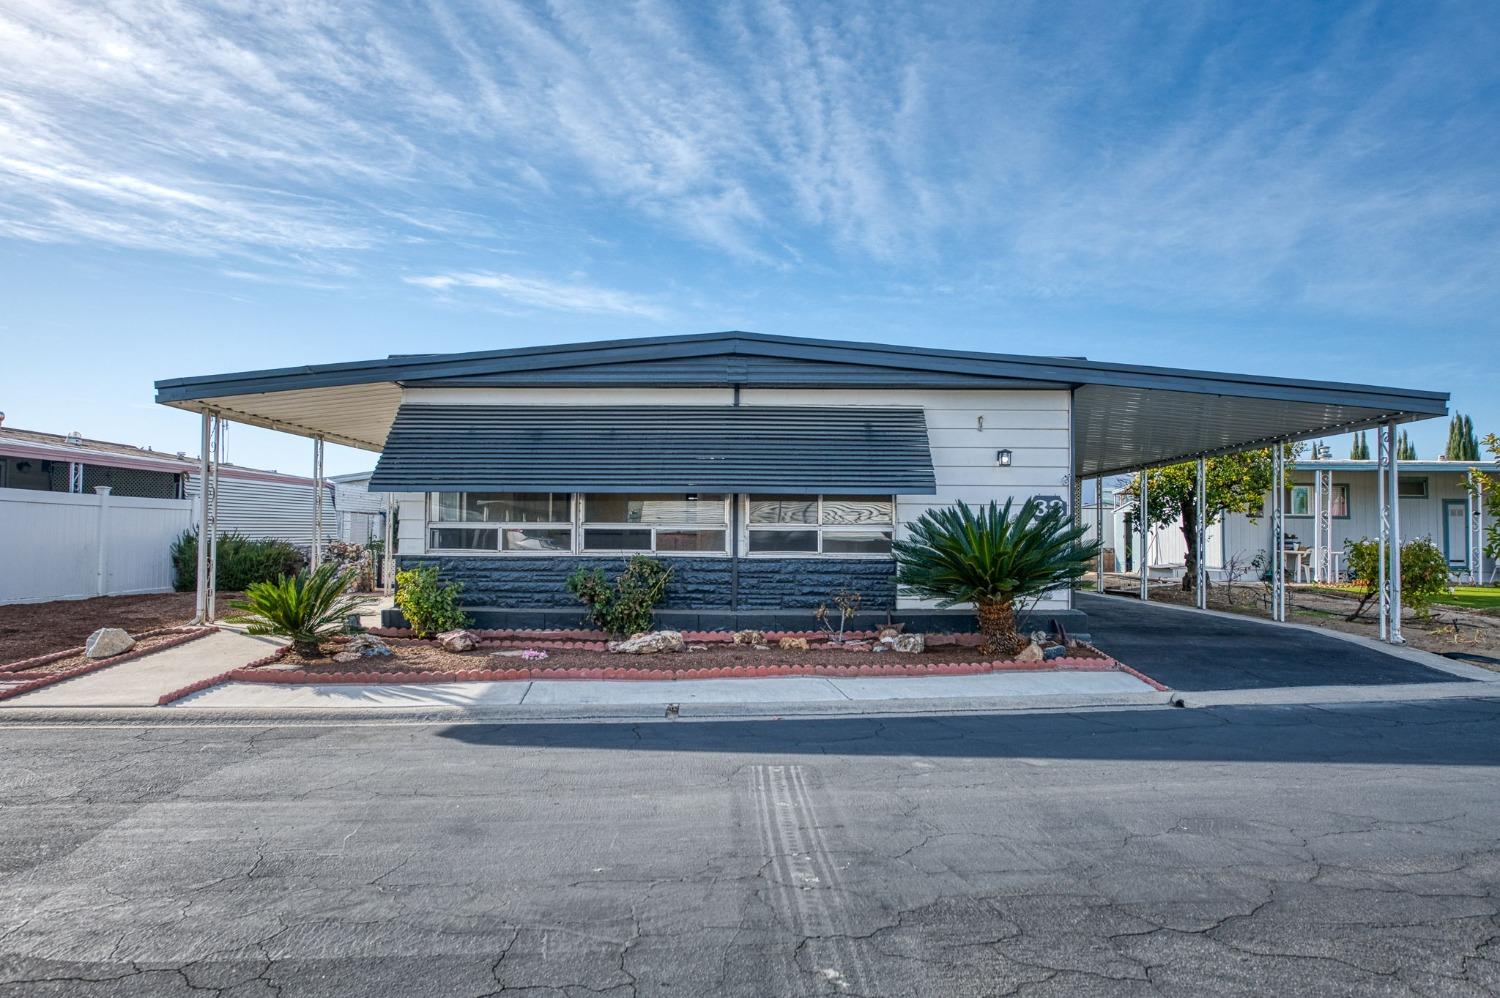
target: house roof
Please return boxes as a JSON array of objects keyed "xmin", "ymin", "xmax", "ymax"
[
  {"xmin": 154, "ymin": 330, "xmax": 1450, "ymax": 478},
  {"xmin": 1290, "ymin": 459, "xmax": 1496, "ymax": 474},
  {"xmin": 0, "ymin": 426, "xmax": 327, "ymax": 487}
]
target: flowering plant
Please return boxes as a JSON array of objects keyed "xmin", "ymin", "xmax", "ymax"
[{"xmin": 521, "ymin": 649, "xmax": 549, "ymax": 661}]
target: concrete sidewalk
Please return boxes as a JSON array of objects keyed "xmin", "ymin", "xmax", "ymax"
[
  {"xmin": 172, "ymin": 668, "xmax": 1160, "ymax": 712},
  {"xmin": 3, "ymin": 630, "xmax": 284, "ymax": 708}
]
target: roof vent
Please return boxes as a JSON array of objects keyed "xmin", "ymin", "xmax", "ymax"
[
  {"xmin": 66, "ymin": 431, "xmax": 83, "ymax": 445},
  {"xmin": 176, "ymin": 451, "xmax": 186, "ymax": 460},
  {"xmin": 0, "ymin": 411, "xmax": 5, "ymax": 427}
]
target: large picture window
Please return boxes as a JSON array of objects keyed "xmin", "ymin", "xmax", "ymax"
[
  {"xmin": 582, "ymin": 494, "xmax": 728, "ymax": 554},
  {"xmin": 746, "ymin": 495, "xmax": 894, "ymax": 556},
  {"xmin": 428, "ymin": 492, "xmax": 573, "ymax": 552}
]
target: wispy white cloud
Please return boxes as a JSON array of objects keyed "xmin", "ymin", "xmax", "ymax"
[
  {"xmin": 0, "ymin": 0, "xmax": 1495, "ymax": 317},
  {"xmin": 405, "ymin": 271, "xmax": 668, "ymax": 319}
]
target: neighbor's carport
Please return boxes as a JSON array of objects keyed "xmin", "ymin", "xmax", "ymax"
[{"xmin": 152, "ymin": 331, "xmax": 1451, "ymax": 648}]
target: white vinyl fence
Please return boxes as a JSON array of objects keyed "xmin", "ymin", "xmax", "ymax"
[{"xmin": 0, "ymin": 486, "xmax": 193, "ymax": 604}]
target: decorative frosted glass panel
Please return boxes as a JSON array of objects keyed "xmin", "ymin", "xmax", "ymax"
[
  {"xmin": 748, "ymin": 497, "xmax": 817, "ymax": 524},
  {"xmin": 822, "ymin": 530, "xmax": 893, "ymax": 554},
  {"xmin": 501, "ymin": 528, "xmax": 572, "ymax": 552},
  {"xmin": 1331, "ymin": 485, "xmax": 1349, "ymax": 517},
  {"xmin": 748, "ymin": 530, "xmax": 819, "ymax": 553},
  {"xmin": 434, "ymin": 492, "xmax": 570, "ymax": 522},
  {"xmin": 583, "ymin": 528, "xmax": 653, "ymax": 551},
  {"xmin": 821, "ymin": 497, "xmax": 893, "ymax": 524},
  {"xmin": 429, "ymin": 526, "xmax": 497, "ymax": 550},
  {"xmin": 1288, "ymin": 486, "xmax": 1311, "ymax": 516},
  {"xmin": 585, "ymin": 494, "xmax": 727, "ymax": 525},
  {"xmin": 655, "ymin": 530, "xmax": 727, "ymax": 552}
]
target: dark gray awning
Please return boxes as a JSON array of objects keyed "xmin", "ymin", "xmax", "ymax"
[{"xmin": 367, "ymin": 405, "xmax": 937, "ymax": 494}]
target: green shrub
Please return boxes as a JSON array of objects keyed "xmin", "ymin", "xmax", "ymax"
[
  {"xmin": 228, "ymin": 564, "xmax": 364, "ymax": 656},
  {"xmin": 893, "ymin": 498, "xmax": 1099, "ymax": 655},
  {"xmin": 393, "ymin": 566, "xmax": 470, "ymax": 638},
  {"xmin": 1345, "ymin": 537, "xmax": 1452, "ymax": 620},
  {"xmin": 171, "ymin": 529, "xmax": 307, "ymax": 592},
  {"xmin": 566, "ymin": 556, "xmax": 674, "ymax": 637}
]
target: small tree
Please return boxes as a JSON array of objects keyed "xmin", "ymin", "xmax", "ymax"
[
  {"xmin": 1118, "ymin": 446, "xmax": 1296, "ymax": 592},
  {"xmin": 893, "ymin": 498, "xmax": 1099, "ymax": 655},
  {"xmin": 1445, "ymin": 414, "xmax": 1481, "ymax": 462},
  {"xmin": 1397, "ymin": 429, "xmax": 1418, "ymax": 461},
  {"xmin": 814, "ymin": 588, "xmax": 862, "ymax": 643},
  {"xmin": 1350, "ymin": 431, "xmax": 1371, "ymax": 460},
  {"xmin": 1466, "ymin": 432, "xmax": 1500, "ymax": 570}
]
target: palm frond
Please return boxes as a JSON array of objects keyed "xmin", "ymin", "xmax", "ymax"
[{"xmin": 228, "ymin": 563, "xmax": 364, "ymax": 654}]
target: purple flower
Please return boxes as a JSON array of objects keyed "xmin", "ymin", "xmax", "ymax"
[{"xmin": 521, "ymin": 649, "xmax": 549, "ymax": 661}]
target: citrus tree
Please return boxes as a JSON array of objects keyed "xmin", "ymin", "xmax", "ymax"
[{"xmin": 893, "ymin": 498, "xmax": 1099, "ymax": 656}]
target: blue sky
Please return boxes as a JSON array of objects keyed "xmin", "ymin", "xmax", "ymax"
[{"xmin": 1, "ymin": 0, "xmax": 1496, "ymax": 477}]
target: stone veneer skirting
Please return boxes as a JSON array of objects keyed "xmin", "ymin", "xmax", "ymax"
[{"xmin": 385, "ymin": 555, "xmax": 1088, "ymax": 636}]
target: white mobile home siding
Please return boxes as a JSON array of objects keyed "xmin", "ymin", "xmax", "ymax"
[{"xmin": 395, "ymin": 386, "xmax": 1075, "ymax": 612}]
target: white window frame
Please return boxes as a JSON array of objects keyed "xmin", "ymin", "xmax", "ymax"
[
  {"xmin": 579, "ymin": 493, "xmax": 731, "ymax": 557},
  {"xmin": 741, "ymin": 495, "xmax": 896, "ymax": 559},
  {"xmin": 425, "ymin": 493, "xmax": 576, "ymax": 555}
]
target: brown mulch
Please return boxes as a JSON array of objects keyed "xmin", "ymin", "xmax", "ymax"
[
  {"xmin": 2, "ymin": 630, "xmax": 203, "ymax": 678},
  {"xmin": 266, "ymin": 635, "xmax": 1105, "ymax": 676},
  {"xmin": 0, "ymin": 592, "xmax": 242, "ymax": 666}
]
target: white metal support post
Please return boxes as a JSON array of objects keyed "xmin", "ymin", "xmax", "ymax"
[
  {"xmin": 1095, "ymin": 478, "xmax": 1105, "ymax": 593},
  {"xmin": 1385, "ymin": 422, "xmax": 1404, "ymax": 644},
  {"xmin": 1470, "ymin": 469, "xmax": 1486, "ymax": 586},
  {"xmin": 383, "ymin": 491, "xmax": 396, "ymax": 595},
  {"xmin": 206, "ymin": 413, "xmax": 221, "ymax": 624},
  {"xmin": 1377, "ymin": 426, "xmax": 1389, "ymax": 641},
  {"xmin": 1195, "ymin": 457, "xmax": 1207, "ymax": 610},
  {"xmin": 1271, "ymin": 445, "xmax": 1286, "ymax": 622},
  {"xmin": 1316, "ymin": 468, "xmax": 1334, "ymax": 581},
  {"xmin": 194, "ymin": 413, "xmax": 210, "ymax": 622},
  {"xmin": 1138, "ymin": 470, "xmax": 1150, "ymax": 602},
  {"xmin": 311, "ymin": 436, "xmax": 325, "ymax": 570}
]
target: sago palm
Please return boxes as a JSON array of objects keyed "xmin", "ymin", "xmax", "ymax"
[
  {"xmin": 228, "ymin": 563, "xmax": 365, "ymax": 656},
  {"xmin": 893, "ymin": 498, "xmax": 1100, "ymax": 656}
]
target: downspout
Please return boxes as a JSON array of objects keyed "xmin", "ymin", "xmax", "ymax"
[{"xmin": 730, "ymin": 384, "xmax": 741, "ymax": 614}]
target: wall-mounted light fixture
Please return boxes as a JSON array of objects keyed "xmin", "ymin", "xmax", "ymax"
[{"xmin": 996, "ymin": 449, "xmax": 1013, "ymax": 467}]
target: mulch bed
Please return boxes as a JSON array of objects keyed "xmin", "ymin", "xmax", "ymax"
[
  {"xmin": 0, "ymin": 627, "xmax": 214, "ymax": 703},
  {"xmin": 267, "ymin": 635, "xmax": 1107, "ymax": 676},
  {"xmin": 0, "ymin": 592, "xmax": 240, "ymax": 666}
]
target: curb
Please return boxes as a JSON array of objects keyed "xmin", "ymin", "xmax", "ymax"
[{"xmin": 0, "ymin": 628, "xmax": 215, "ymax": 703}]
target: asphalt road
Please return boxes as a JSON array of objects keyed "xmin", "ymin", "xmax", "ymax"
[
  {"xmin": 2, "ymin": 700, "xmax": 1499, "ymax": 997},
  {"xmin": 1077, "ymin": 592, "xmax": 1471, "ymax": 691}
]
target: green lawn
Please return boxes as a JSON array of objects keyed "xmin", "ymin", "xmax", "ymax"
[{"xmin": 1440, "ymin": 586, "xmax": 1500, "ymax": 612}]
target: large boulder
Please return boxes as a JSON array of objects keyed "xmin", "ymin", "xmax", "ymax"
[
  {"xmin": 84, "ymin": 628, "xmax": 134, "ymax": 659},
  {"xmin": 608, "ymin": 630, "xmax": 686, "ymax": 655},
  {"xmin": 1015, "ymin": 642, "xmax": 1045, "ymax": 663},
  {"xmin": 731, "ymin": 629, "xmax": 765, "ymax": 645},
  {"xmin": 778, "ymin": 636, "xmax": 810, "ymax": 651},
  {"xmin": 436, "ymin": 629, "xmax": 479, "ymax": 653}
]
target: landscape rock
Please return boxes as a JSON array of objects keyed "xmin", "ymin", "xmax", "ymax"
[
  {"xmin": 837, "ymin": 640, "xmax": 873, "ymax": 652},
  {"xmin": 882, "ymin": 632, "xmax": 925, "ymax": 654},
  {"xmin": 732, "ymin": 630, "xmax": 765, "ymax": 645},
  {"xmin": 344, "ymin": 634, "xmax": 392, "ymax": 658},
  {"xmin": 332, "ymin": 651, "xmax": 360, "ymax": 663},
  {"xmin": 686, "ymin": 644, "xmax": 709, "ymax": 652},
  {"xmin": 608, "ymin": 630, "xmax": 686, "ymax": 654},
  {"xmin": 1015, "ymin": 642, "xmax": 1045, "ymax": 663},
  {"xmin": 1042, "ymin": 644, "xmax": 1067, "ymax": 661},
  {"xmin": 84, "ymin": 628, "xmax": 134, "ymax": 659},
  {"xmin": 876, "ymin": 624, "xmax": 905, "ymax": 638},
  {"xmin": 778, "ymin": 636, "xmax": 810, "ymax": 651},
  {"xmin": 752, "ymin": 644, "xmax": 771, "ymax": 651},
  {"xmin": 436, "ymin": 629, "xmax": 479, "ymax": 653}
]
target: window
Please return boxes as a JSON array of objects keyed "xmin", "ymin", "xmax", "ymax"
[
  {"xmin": 746, "ymin": 495, "xmax": 894, "ymax": 556},
  {"xmin": 1398, "ymin": 477, "xmax": 1428, "ymax": 499},
  {"xmin": 428, "ymin": 493, "xmax": 573, "ymax": 552},
  {"xmin": 581, "ymin": 494, "xmax": 727, "ymax": 554},
  {"xmin": 1286, "ymin": 483, "xmax": 1349, "ymax": 518}
]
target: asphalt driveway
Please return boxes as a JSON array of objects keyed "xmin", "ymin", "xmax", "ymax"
[
  {"xmin": 1078, "ymin": 592, "xmax": 1473, "ymax": 691},
  {"xmin": 2, "ymin": 701, "xmax": 1499, "ymax": 996}
]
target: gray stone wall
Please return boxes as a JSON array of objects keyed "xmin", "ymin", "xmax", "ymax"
[{"xmin": 396, "ymin": 555, "xmax": 896, "ymax": 611}]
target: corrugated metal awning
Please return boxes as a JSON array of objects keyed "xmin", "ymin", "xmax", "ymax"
[{"xmin": 367, "ymin": 405, "xmax": 937, "ymax": 494}]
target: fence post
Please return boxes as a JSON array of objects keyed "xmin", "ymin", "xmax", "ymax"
[{"xmin": 94, "ymin": 486, "xmax": 113, "ymax": 596}]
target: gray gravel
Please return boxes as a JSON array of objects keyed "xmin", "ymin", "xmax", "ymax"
[{"xmin": 2, "ymin": 698, "xmax": 1499, "ymax": 996}]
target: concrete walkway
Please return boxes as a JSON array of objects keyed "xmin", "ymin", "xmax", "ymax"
[
  {"xmin": 173, "ymin": 668, "xmax": 1159, "ymax": 712},
  {"xmin": 3, "ymin": 630, "xmax": 284, "ymax": 708}
]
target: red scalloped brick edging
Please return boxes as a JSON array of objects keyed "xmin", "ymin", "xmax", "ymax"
[
  {"xmin": 157, "ymin": 644, "xmax": 289, "ymax": 705},
  {"xmin": 0, "ymin": 627, "xmax": 215, "ymax": 703},
  {"xmin": 216, "ymin": 653, "xmax": 1137, "ymax": 687},
  {"xmin": 0, "ymin": 625, "xmax": 203, "ymax": 674}
]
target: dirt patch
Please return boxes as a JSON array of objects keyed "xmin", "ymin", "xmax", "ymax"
[
  {"xmin": 2, "ymin": 629, "xmax": 204, "ymax": 678},
  {"xmin": 265, "ymin": 635, "xmax": 1106, "ymax": 676},
  {"xmin": 0, "ymin": 592, "xmax": 241, "ymax": 666}
]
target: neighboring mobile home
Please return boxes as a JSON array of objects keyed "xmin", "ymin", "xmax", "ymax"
[{"xmin": 154, "ymin": 331, "xmax": 1452, "ymax": 634}]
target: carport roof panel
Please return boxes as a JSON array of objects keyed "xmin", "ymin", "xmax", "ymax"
[{"xmin": 153, "ymin": 331, "xmax": 1449, "ymax": 467}]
